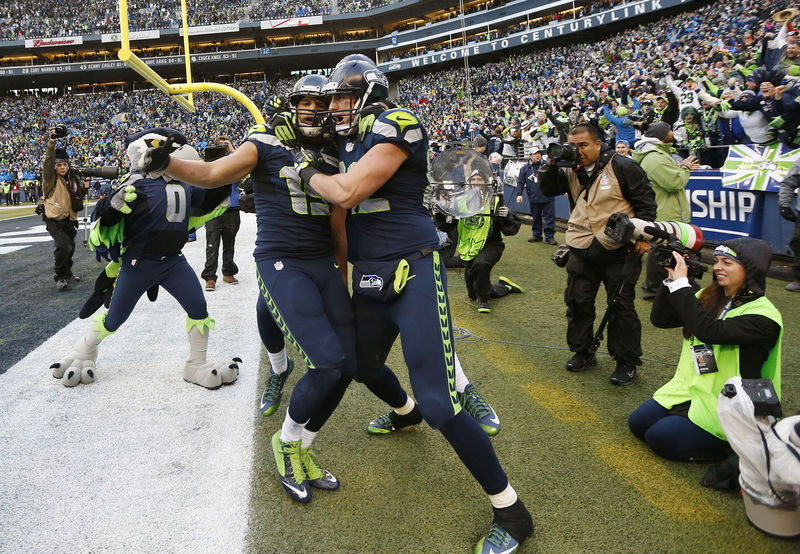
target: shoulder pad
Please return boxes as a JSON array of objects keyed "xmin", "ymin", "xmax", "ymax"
[{"xmin": 247, "ymin": 124, "xmax": 268, "ymax": 138}]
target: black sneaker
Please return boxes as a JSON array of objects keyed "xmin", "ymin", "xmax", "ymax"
[
  {"xmin": 367, "ymin": 405, "xmax": 423, "ymax": 435},
  {"xmin": 475, "ymin": 499, "xmax": 534, "ymax": 553},
  {"xmin": 610, "ymin": 361, "xmax": 637, "ymax": 386},
  {"xmin": 477, "ymin": 299, "xmax": 492, "ymax": 313},
  {"xmin": 566, "ymin": 352, "xmax": 596, "ymax": 372}
]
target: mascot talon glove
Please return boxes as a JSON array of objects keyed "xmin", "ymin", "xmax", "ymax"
[
  {"xmin": 110, "ymin": 185, "xmax": 137, "ymax": 214},
  {"xmin": 140, "ymin": 134, "xmax": 175, "ymax": 174}
]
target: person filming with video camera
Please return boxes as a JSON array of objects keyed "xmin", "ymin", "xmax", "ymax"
[
  {"xmin": 39, "ymin": 125, "xmax": 89, "ymax": 290},
  {"xmin": 539, "ymin": 123, "xmax": 656, "ymax": 385},
  {"xmin": 628, "ymin": 238, "xmax": 783, "ymax": 463}
]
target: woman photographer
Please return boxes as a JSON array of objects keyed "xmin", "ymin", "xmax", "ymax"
[
  {"xmin": 41, "ymin": 126, "xmax": 86, "ymax": 290},
  {"xmin": 628, "ymin": 238, "xmax": 783, "ymax": 462}
]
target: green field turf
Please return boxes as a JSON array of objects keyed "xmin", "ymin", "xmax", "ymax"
[{"xmin": 247, "ymin": 229, "xmax": 799, "ymax": 553}]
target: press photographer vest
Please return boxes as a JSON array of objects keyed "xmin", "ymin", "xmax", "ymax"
[
  {"xmin": 653, "ymin": 294, "xmax": 783, "ymax": 440},
  {"xmin": 44, "ymin": 176, "xmax": 78, "ymax": 221},
  {"xmin": 457, "ymin": 197, "xmax": 498, "ymax": 261},
  {"xmin": 564, "ymin": 155, "xmax": 633, "ymax": 250}
]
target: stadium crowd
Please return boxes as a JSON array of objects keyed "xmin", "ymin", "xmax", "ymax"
[
  {"xmin": 0, "ymin": 0, "xmax": 797, "ymax": 188},
  {"xmin": 0, "ymin": 0, "xmax": 389, "ymax": 41}
]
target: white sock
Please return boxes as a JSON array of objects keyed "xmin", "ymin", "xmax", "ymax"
[
  {"xmin": 489, "ymin": 484, "xmax": 518, "ymax": 509},
  {"xmin": 280, "ymin": 412, "xmax": 306, "ymax": 442},
  {"xmin": 454, "ymin": 353, "xmax": 469, "ymax": 394},
  {"xmin": 300, "ymin": 428, "xmax": 318, "ymax": 449},
  {"xmin": 268, "ymin": 347, "xmax": 288, "ymax": 374},
  {"xmin": 393, "ymin": 395, "xmax": 416, "ymax": 416}
]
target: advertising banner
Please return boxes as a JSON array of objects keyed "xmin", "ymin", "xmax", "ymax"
[
  {"xmin": 101, "ymin": 30, "xmax": 160, "ymax": 43},
  {"xmin": 686, "ymin": 170, "xmax": 762, "ymax": 242},
  {"xmin": 261, "ymin": 16, "xmax": 323, "ymax": 29},
  {"xmin": 25, "ymin": 36, "xmax": 83, "ymax": 48},
  {"xmin": 180, "ymin": 22, "xmax": 240, "ymax": 36}
]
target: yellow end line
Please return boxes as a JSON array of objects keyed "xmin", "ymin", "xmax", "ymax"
[{"xmin": 461, "ymin": 316, "xmax": 726, "ymax": 522}]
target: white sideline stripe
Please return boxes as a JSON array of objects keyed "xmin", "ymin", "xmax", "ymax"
[
  {"xmin": 0, "ymin": 213, "xmax": 264, "ymax": 553},
  {"xmin": 0, "ymin": 236, "xmax": 53, "ymax": 245},
  {"xmin": 0, "ymin": 224, "xmax": 48, "ymax": 236},
  {"xmin": 0, "ymin": 245, "xmax": 30, "ymax": 254}
]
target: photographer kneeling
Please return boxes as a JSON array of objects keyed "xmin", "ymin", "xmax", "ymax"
[
  {"xmin": 40, "ymin": 126, "xmax": 87, "ymax": 290},
  {"xmin": 628, "ymin": 238, "xmax": 783, "ymax": 462}
]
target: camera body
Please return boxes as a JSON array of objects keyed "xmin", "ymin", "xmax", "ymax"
[
  {"xmin": 50, "ymin": 125, "xmax": 68, "ymax": 138},
  {"xmin": 551, "ymin": 244, "xmax": 571, "ymax": 267},
  {"xmin": 654, "ymin": 240, "xmax": 707, "ymax": 280},
  {"xmin": 722, "ymin": 378, "xmax": 782, "ymax": 419},
  {"xmin": 546, "ymin": 142, "xmax": 580, "ymax": 168},
  {"xmin": 204, "ymin": 144, "xmax": 229, "ymax": 162}
]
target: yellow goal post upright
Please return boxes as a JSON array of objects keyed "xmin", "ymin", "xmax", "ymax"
[{"xmin": 116, "ymin": 0, "xmax": 265, "ymax": 124}]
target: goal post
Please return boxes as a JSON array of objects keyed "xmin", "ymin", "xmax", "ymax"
[{"xmin": 116, "ymin": 0, "xmax": 265, "ymax": 124}]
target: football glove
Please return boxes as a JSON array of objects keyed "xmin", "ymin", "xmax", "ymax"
[
  {"xmin": 769, "ymin": 115, "xmax": 786, "ymax": 129},
  {"xmin": 264, "ymin": 94, "xmax": 288, "ymax": 117},
  {"xmin": 718, "ymin": 100, "xmax": 731, "ymax": 112},
  {"xmin": 496, "ymin": 205, "xmax": 509, "ymax": 217},
  {"xmin": 271, "ymin": 112, "xmax": 299, "ymax": 148},
  {"xmin": 780, "ymin": 206, "xmax": 797, "ymax": 222},
  {"xmin": 140, "ymin": 134, "xmax": 175, "ymax": 174},
  {"xmin": 293, "ymin": 147, "xmax": 326, "ymax": 183},
  {"xmin": 109, "ymin": 185, "xmax": 137, "ymax": 215}
]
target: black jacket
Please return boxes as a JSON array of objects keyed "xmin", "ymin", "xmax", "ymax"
[{"xmin": 651, "ymin": 287, "xmax": 780, "ymax": 379}]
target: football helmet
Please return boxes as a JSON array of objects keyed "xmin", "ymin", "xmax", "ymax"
[
  {"xmin": 288, "ymin": 74, "xmax": 330, "ymax": 139},
  {"xmin": 324, "ymin": 60, "xmax": 389, "ymax": 135},
  {"xmin": 334, "ymin": 53, "xmax": 376, "ymax": 69}
]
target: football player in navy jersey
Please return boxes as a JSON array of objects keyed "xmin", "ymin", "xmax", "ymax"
[
  {"xmin": 50, "ymin": 128, "xmax": 240, "ymax": 390},
  {"xmin": 140, "ymin": 76, "xmax": 357, "ymax": 505},
  {"xmin": 291, "ymin": 60, "xmax": 534, "ymax": 553}
]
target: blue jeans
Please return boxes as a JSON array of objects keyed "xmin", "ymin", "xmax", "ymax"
[{"xmin": 628, "ymin": 398, "xmax": 731, "ymax": 462}]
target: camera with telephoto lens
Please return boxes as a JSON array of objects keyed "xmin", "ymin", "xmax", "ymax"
[
  {"xmin": 546, "ymin": 142, "xmax": 581, "ymax": 168},
  {"xmin": 722, "ymin": 378, "xmax": 782, "ymax": 418},
  {"xmin": 605, "ymin": 212, "xmax": 708, "ymax": 279},
  {"xmin": 74, "ymin": 166, "xmax": 120, "ymax": 179}
]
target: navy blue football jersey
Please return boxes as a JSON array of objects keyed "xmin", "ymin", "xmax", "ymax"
[
  {"xmin": 121, "ymin": 174, "xmax": 200, "ymax": 259},
  {"xmin": 336, "ymin": 108, "xmax": 439, "ymax": 262},
  {"xmin": 245, "ymin": 124, "xmax": 333, "ymax": 260}
]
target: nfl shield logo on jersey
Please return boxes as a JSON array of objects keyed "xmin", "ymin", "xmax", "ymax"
[{"xmin": 274, "ymin": 261, "xmax": 284, "ymax": 271}]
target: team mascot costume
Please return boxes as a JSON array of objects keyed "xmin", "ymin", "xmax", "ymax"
[{"xmin": 50, "ymin": 128, "xmax": 240, "ymax": 389}]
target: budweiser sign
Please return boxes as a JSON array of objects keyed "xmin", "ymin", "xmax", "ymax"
[{"xmin": 25, "ymin": 36, "xmax": 84, "ymax": 48}]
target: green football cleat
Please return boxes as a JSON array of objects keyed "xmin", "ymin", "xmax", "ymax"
[
  {"xmin": 498, "ymin": 276, "xmax": 524, "ymax": 294},
  {"xmin": 271, "ymin": 430, "xmax": 311, "ymax": 503},
  {"xmin": 460, "ymin": 383, "xmax": 500, "ymax": 437},
  {"xmin": 300, "ymin": 447, "xmax": 340, "ymax": 490},
  {"xmin": 474, "ymin": 523, "xmax": 520, "ymax": 554},
  {"xmin": 366, "ymin": 405, "xmax": 423, "ymax": 435},
  {"xmin": 260, "ymin": 358, "xmax": 294, "ymax": 416}
]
